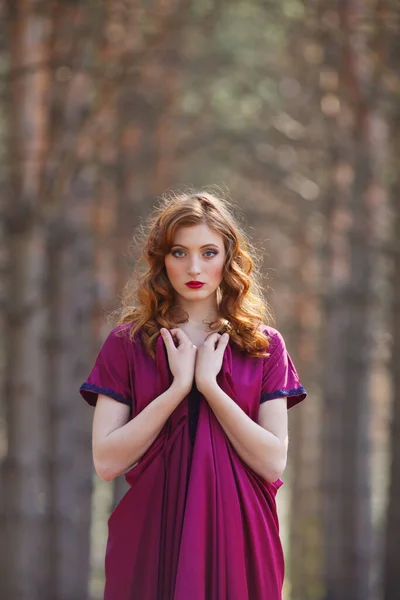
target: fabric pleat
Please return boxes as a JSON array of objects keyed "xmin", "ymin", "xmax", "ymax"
[{"xmin": 102, "ymin": 333, "xmax": 285, "ymax": 600}]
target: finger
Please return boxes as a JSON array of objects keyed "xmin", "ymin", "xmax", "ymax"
[
  {"xmin": 160, "ymin": 328, "xmax": 176, "ymax": 350},
  {"xmin": 204, "ymin": 332, "xmax": 221, "ymax": 344},
  {"xmin": 217, "ymin": 332, "xmax": 229, "ymax": 351},
  {"xmin": 168, "ymin": 328, "xmax": 190, "ymax": 347}
]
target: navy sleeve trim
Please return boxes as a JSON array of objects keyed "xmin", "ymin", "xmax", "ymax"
[
  {"xmin": 79, "ymin": 382, "xmax": 131, "ymax": 406},
  {"xmin": 260, "ymin": 385, "xmax": 307, "ymax": 403}
]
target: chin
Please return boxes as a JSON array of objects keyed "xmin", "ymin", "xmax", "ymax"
[
  {"xmin": 180, "ymin": 286, "xmax": 210, "ymax": 297},
  {"xmin": 182, "ymin": 288, "xmax": 206, "ymax": 296}
]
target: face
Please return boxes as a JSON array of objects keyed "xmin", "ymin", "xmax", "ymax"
[{"xmin": 164, "ymin": 223, "xmax": 226, "ymax": 304}]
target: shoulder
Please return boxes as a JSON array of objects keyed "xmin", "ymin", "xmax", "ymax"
[
  {"xmin": 258, "ymin": 323, "xmax": 280, "ymax": 338},
  {"xmin": 102, "ymin": 322, "xmax": 142, "ymax": 355},
  {"xmin": 257, "ymin": 323, "xmax": 285, "ymax": 352},
  {"xmin": 108, "ymin": 321, "xmax": 140, "ymax": 341}
]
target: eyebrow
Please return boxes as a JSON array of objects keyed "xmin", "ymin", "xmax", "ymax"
[{"xmin": 171, "ymin": 243, "xmax": 220, "ymax": 249}]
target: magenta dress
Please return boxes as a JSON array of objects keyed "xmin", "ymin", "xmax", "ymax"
[{"xmin": 80, "ymin": 323, "xmax": 307, "ymax": 600}]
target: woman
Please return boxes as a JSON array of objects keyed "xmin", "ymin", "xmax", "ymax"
[{"xmin": 80, "ymin": 190, "xmax": 307, "ymax": 600}]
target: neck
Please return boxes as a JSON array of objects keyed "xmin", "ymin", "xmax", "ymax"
[{"xmin": 174, "ymin": 297, "xmax": 220, "ymax": 329}]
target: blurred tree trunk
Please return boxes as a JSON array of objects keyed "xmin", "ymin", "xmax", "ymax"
[
  {"xmin": 48, "ymin": 162, "xmax": 95, "ymax": 600},
  {"xmin": 319, "ymin": 3, "xmax": 388, "ymax": 599},
  {"xmin": 2, "ymin": 3, "xmax": 53, "ymax": 598},
  {"xmin": 279, "ymin": 9, "xmax": 325, "ymax": 599},
  {"xmin": 0, "ymin": 1, "xmax": 9, "ymax": 597},
  {"xmin": 0, "ymin": 0, "xmax": 9, "ymax": 585},
  {"xmin": 382, "ymin": 46, "xmax": 400, "ymax": 597},
  {"xmin": 2, "ymin": 2, "xmax": 98, "ymax": 598},
  {"xmin": 44, "ymin": 3, "xmax": 104, "ymax": 597},
  {"xmin": 382, "ymin": 160, "xmax": 400, "ymax": 600},
  {"xmin": 288, "ymin": 220, "xmax": 323, "ymax": 600}
]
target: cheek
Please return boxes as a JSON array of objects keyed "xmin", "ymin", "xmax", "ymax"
[
  {"xmin": 208, "ymin": 258, "xmax": 225, "ymax": 281},
  {"xmin": 165, "ymin": 257, "xmax": 181, "ymax": 280}
]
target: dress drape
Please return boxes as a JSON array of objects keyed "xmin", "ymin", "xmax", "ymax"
[{"xmin": 79, "ymin": 323, "xmax": 307, "ymax": 600}]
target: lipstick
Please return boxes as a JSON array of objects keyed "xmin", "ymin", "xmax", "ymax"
[{"xmin": 185, "ymin": 282, "xmax": 205, "ymax": 289}]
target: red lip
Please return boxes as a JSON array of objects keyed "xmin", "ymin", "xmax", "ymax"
[{"xmin": 185, "ymin": 282, "xmax": 204, "ymax": 288}]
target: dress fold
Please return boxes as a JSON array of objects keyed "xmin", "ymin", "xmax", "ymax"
[{"xmin": 79, "ymin": 324, "xmax": 307, "ymax": 600}]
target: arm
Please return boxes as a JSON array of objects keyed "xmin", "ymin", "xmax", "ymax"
[
  {"xmin": 200, "ymin": 380, "xmax": 288, "ymax": 483},
  {"xmin": 92, "ymin": 380, "xmax": 188, "ymax": 481}
]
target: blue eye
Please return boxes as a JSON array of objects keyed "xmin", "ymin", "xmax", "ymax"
[
  {"xmin": 171, "ymin": 249, "xmax": 218, "ymax": 258},
  {"xmin": 171, "ymin": 248, "xmax": 218, "ymax": 258}
]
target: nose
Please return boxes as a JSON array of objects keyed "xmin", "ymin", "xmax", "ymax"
[{"xmin": 188, "ymin": 256, "xmax": 201, "ymax": 277}]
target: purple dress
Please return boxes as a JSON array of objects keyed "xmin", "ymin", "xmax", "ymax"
[{"xmin": 80, "ymin": 323, "xmax": 307, "ymax": 600}]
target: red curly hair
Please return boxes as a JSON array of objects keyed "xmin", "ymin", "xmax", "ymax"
[{"xmin": 110, "ymin": 189, "xmax": 274, "ymax": 359}]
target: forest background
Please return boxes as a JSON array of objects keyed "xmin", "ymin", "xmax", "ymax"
[{"xmin": 0, "ymin": 1, "xmax": 399, "ymax": 600}]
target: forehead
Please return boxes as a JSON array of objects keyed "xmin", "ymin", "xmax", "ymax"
[{"xmin": 172, "ymin": 223, "xmax": 223, "ymax": 246}]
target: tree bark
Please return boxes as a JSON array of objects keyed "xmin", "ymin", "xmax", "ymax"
[
  {"xmin": 45, "ymin": 3, "xmax": 98, "ymax": 598},
  {"xmin": 382, "ymin": 64, "xmax": 400, "ymax": 599},
  {"xmin": 2, "ymin": 3, "xmax": 53, "ymax": 598},
  {"xmin": 319, "ymin": 2, "xmax": 388, "ymax": 597},
  {"xmin": 288, "ymin": 219, "xmax": 324, "ymax": 600}
]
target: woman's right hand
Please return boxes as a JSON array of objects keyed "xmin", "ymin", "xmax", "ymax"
[{"xmin": 160, "ymin": 328, "xmax": 196, "ymax": 394}]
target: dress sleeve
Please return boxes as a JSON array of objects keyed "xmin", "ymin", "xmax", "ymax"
[
  {"xmin": 260, "ymin": 329, "xmax": 307, "ymax": 409},
  {"xmin": 79, "ymin": 326, "xmax": 132, "ymax": 408}
]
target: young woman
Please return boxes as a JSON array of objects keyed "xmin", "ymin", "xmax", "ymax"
[{"xmin": 80, "ymin": 191, "xmax": 307, "ymax": 600}]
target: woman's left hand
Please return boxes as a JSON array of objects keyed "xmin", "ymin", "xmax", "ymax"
[{"xmin": 195, "ymin": 332, "xmax": 230, "ymax": 393}]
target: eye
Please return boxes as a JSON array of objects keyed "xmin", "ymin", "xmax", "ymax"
[{"xmin": 171, "ymin": 248, "xmax": 218, "ymax": 258}]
